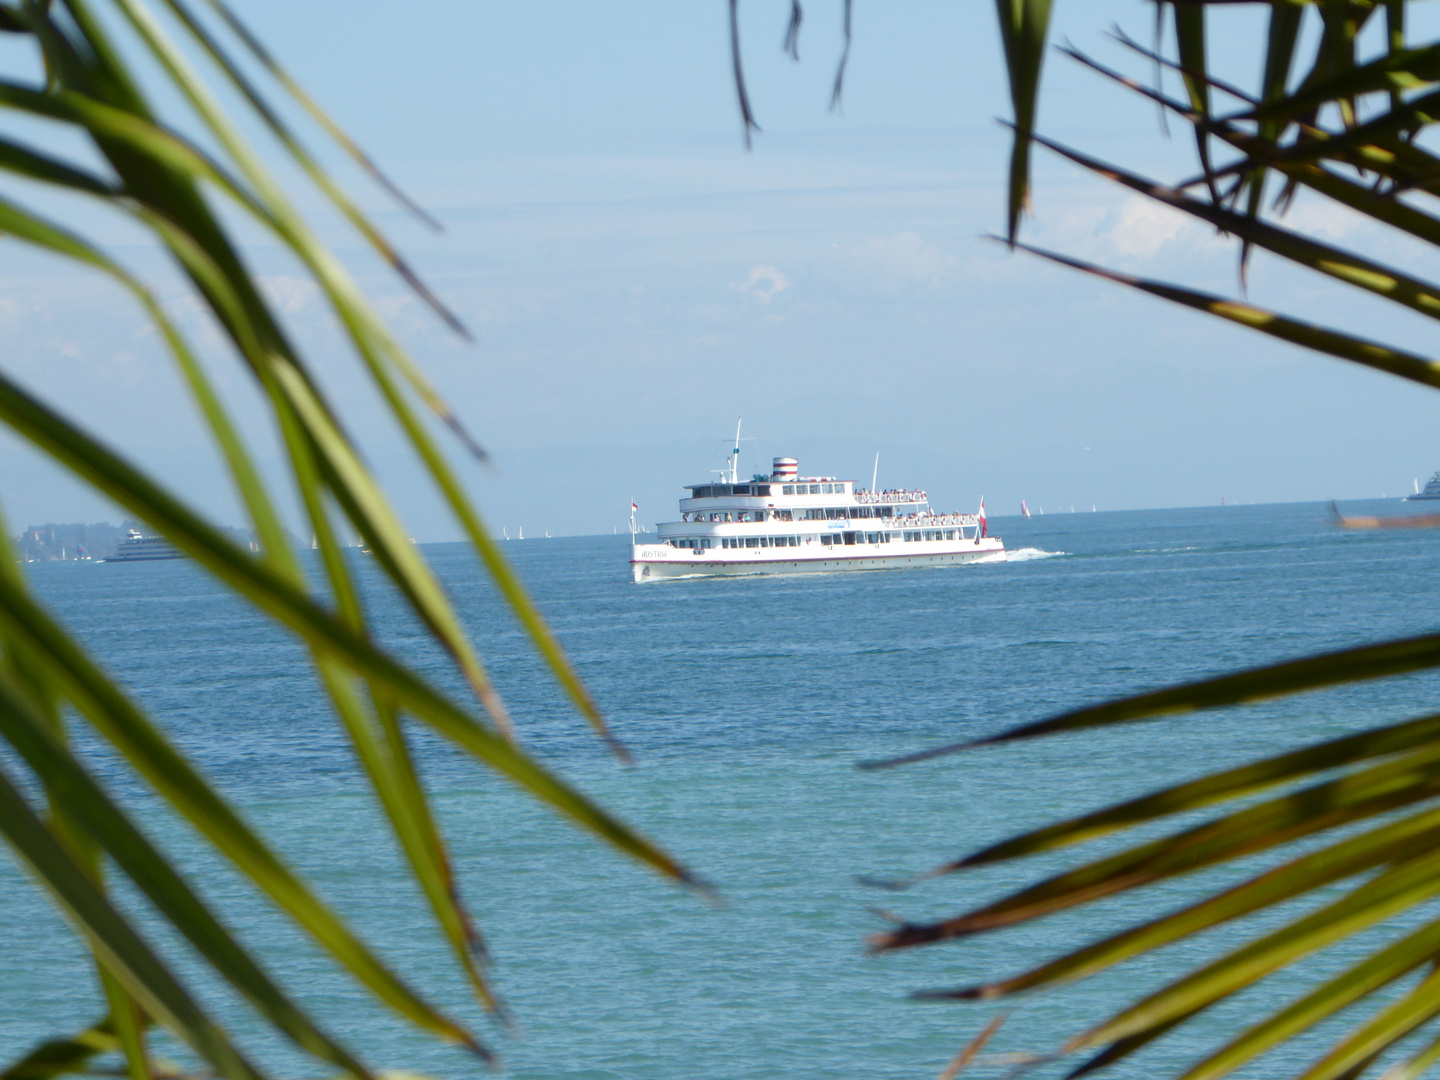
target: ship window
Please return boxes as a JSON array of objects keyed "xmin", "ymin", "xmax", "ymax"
[
  {"xmin": 808, "ymin": 484, "xmax": 820, "ymax": 494},
  {"xmin": 788, "ymin": 536, "xmax": 798, "ymax": 547},
  {"xmin": 782, "ymin": 484, "xmax": 794, "ymax": 495},
  {"xmin": 906, "ymin": 531, "xmax": 918, "ymax": 541},
  {"xmin": 759, "ymin": 537, "xmax": 769, "ymax": 547},
  {"xmin": 820, "ymin": 534, "xmax": 832, "ymax": 545},
  {"xmin": 745, "ymin": 537, "xmax": 758, "ymax": 548},
  {"xmin": 754, "ymin": 485, "xmax": 772, "ymax": 496},
  {"xmin": 733, "ymin": 485, "xmax": 750, "ymax": 496},
  {"xmin": 867, "ymin": 533, "xmax": 879, "ymax": 544},
  {"xmin": 944, "ymin": 530, "xmax": 955, "ymax": 540},
  {"xmin": 702, "ymin": 539, "xmax": 712, "ymax": 548},
  {"xmin": 822, "ymin": 483, "xmax": 834, "ymax": 494}
]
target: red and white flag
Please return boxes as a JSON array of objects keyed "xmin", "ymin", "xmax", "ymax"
[
  {"xmin": 978, "ymin": 497, "xmax": 987, "ymax": 537},
  {"xmin": 631, "ymin": 501, "xmax": 638, "ymax": 512}
]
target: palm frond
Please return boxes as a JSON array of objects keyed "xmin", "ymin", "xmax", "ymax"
[
  {"xmin": 887, "ymin": 4, "xmax": 1440, "ymax": 1077},
  {"xmin": 0, "ymin": 2, "xmax": 694, "ymax": 1075}
]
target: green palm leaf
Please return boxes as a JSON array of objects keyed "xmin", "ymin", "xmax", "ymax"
[
  {"xmin": 880, "ymin": 4, "xmax": 1440, "ymax": 1077},
  {"xmin": 0, "ymin": 1, "xmax": 696, "ymax": 1076}
]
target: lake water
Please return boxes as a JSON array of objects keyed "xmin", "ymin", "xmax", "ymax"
[{"xmin": 4, "ymin": 500, "xmax": 1440, "ymax": 1079}]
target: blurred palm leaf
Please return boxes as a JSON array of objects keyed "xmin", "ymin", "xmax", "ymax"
[
  {"xmin": 0, "ymin": 2, "xmax": 694, "ymax": 1077},
  {"xmin": 869, "ymin": 1, "xmax": 1440, "ymax": 1078}
]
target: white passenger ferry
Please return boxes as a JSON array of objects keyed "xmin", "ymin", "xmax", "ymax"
[
  {"xmin": 105, "ymin": 529, "xmax": 182, "ymax": 562},
  {"xmin": 631, "ymin": 449, "xmax": 1004, "ymax": 582}
]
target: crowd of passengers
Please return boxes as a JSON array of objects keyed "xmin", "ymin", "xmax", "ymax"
[{"xmin": 853, "ymin": 488, "xmax": 928, "ymax": 504}]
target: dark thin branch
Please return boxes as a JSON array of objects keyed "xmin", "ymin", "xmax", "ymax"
[
  {"xmin": 829, "ymin": 0, "xmax": 852, "ymax": 111},
  {"xmin": 1151, "ymin": 1, "xmax": 1170, "ymax": 136},
  {"xmin": 783, "ymin": 0, "xmax": 801, "ymax": 60},
  {"xmin": 1111, "ymin": 24, "xmax": 1259, "ymax": 107},
  {"xmin": 729, "ymin": 0, "xmax": 761, "ymax": 148}
]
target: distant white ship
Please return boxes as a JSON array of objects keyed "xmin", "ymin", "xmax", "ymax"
[
  {"xmin": 1410, "ymin": 472, "xmax": 1440, "ymax": 500},
  {"xmin": 630, "ymin": 436, "xmax": 1003, "ymax": 581},
  {"xmin": 105, "ymin": 529, "xmax": 182, "ymax": 562}
]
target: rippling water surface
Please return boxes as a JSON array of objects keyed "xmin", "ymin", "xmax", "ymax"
[{"xmin": 5, "ymin": 501, "xmax": 1440, "ymax": 1079}]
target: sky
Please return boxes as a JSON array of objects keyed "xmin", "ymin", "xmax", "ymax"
[{"xmin": 4, "ymin": 1, "xmax": 1440, "ymax": 539}]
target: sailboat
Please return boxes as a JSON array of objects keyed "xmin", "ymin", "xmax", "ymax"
[
  {"xmin": 502, "ymin": 527, "xmax": 509, "ymax": 540},
  {"xmin": 518, "ymin": 526, "xmax": 524, "ymax": 540},
  {"xmin": 1021, "ymin": 499, "xmax": 1031, "ymax": 518}
]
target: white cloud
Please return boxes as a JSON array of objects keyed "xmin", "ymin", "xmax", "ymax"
[
  {"xmin": 737, "ymin": 264, "xmax": 790, "ymax": 303},
  {"xmin": 1099, "ymin": 197, "xmax": 1220, "ymax": 261},
  {"xmin": 835, "ymin": 232, "xmax": 956, "ymax": 292}
]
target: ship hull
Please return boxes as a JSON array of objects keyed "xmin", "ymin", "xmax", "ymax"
[{"xmin": 631, "ymin": 539, "xmax": 1006, "ymax": 582}]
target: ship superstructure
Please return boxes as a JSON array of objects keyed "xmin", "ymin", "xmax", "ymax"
[
  {"xmin": 105, "ymin": 529, "xmax": 183, "ymax": 562},
  {"xmin": 1410, "ymin": 471, "xmax": 1440, "ymax": 500},
  {"xmin": 630, "ymin": 450, "xmax": 1005, "ymax": 581}
]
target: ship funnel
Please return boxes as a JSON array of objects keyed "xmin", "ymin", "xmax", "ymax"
[{"xmin": 772, "ymin": 457, "xmax": 798, "ymax": 481}]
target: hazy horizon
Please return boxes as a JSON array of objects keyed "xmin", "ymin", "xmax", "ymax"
[{"xmin": 4, "ymin": 3, "xmax": 1440, "ymax": 541}]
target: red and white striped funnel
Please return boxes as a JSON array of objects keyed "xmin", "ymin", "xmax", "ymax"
[{"xmin": 772, "ymin": 457, "xmax": 798, "ymax": 480}]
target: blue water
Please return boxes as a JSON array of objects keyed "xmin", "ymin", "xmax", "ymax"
[{"xmin": 5, "ymin": 501, "xmax": 1440, "ymax": 1079}]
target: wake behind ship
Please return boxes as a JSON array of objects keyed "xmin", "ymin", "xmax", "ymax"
[{"xmin": 631, "ymin": 453, "xmax": 1004, "ymax": 581}]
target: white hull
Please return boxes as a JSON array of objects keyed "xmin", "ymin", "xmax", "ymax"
[{"xmin": 631, "ymin": 538, "xmax": 1006, "ymax": 582}]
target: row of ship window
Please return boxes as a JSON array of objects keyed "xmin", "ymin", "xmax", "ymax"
[
  {"xmin": 688, "ymin": 483, "xmax": 851, "ymax": 498},
  {"xmin": 681, "ymin": 506, "xmax": 902, "ymax": 523},
  {"xmin": 667, "ymin": 529, "xmax": 969, "ymax": 551},
  {"xmin": 780, "ymin": 483, "xmax": 847, "ymax": 495}
]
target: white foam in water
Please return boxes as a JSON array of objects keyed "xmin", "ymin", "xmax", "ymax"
[{"xmin": 1005, "ymin": 546, "xmax": 1067, "ymax": 561}]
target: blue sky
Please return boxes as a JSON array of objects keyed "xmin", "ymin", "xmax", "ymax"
[{"xmin": 3, "ymin": 2, "xmax": 1440, "ymax": 538}]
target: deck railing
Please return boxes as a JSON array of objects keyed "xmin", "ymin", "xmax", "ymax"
[{"xmin": 853, "ymin": 489, "xmax": 927, "ymax": 504}]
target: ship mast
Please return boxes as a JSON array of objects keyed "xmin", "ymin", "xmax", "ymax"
[{"xmin": 730, "ymin": 417, "xmax": 742, "ymax": 484}]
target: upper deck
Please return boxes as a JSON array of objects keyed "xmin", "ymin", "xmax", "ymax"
[{"xmin": 681, "ymin": 474, "xmax": 929, "ymax": 513}]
